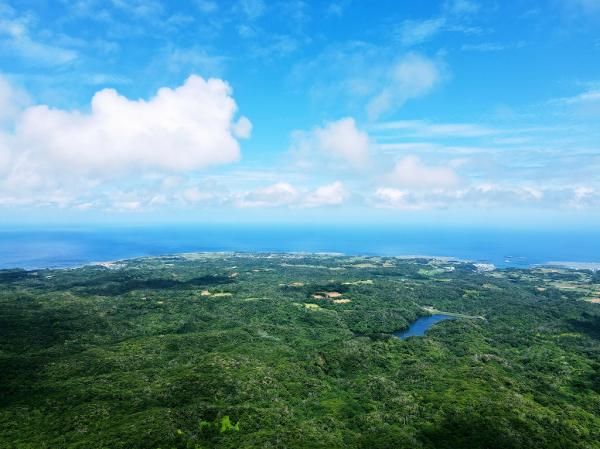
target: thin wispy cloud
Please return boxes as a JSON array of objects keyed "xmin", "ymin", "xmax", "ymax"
[
  {"xmin": 372, "ymin": 120, "xmax": 497, "ymax": 138},
  {"xmin": 0, "ymin": 16, "xmax": 78, "ymax": 66},
  {"xmin": 366, "ymin": 53, "xmax": 444, "ymax": 119},
  {"xmin": 396, "ymin": 18, "xmax": 446, "ymax": 46},
  {"xmin": 554, "ymin": 88, "xmax": 600, "ymax": 105}
]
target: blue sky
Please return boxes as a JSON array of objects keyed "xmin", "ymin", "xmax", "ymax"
[{"xmin": 0, "ymin": 0, "xmax": 599, "ymax": 226}]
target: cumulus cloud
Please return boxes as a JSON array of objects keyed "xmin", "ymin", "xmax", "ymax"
[
  {"xmin": 313, "ymin": 118, "xmax": 370, "ymax": 167},
  {"xmin": 303, "ymin": 181, "xmax": 347, "ymax": 207},
  {"xmin": 0, "ymin": 75, "xmax": 252, "ymax": 209},
  {"xmin": 374, "ymin": 188, "xmax": 421, "ymax": 210},
  {"xmin": 0, "ymin": 133, "xmax": 10, "ymax": 174},
  {"xmin": 373, "ymin": 184, "xmax": 599, "ymax": 210},
  {"xmin": 237, "ymin": 182, "xmax": 299, "ymax": 208},
  {"xmin": 236, "ymin": 181, "xmax": 347, "ymax": 208},
  {"xmin": 1, "ymin": 75, "xmax": 250, "ymax": 188},
  {"xmin": 387, "ymin": 156, "xmax": 460, "ymax": 189},
  {"xmin": 181, "ymin": 187, "xmax": 221, "ymax": 204},
  {"xmin": 291, "ymin": 117, "xmax": 371, "ymax": 169},
  {"xmin": 232, "ymin": 116, "xmax": 253, "ymax": 138},
  {"xmin": 75, "ymin": 178, "xmax": 350, "ymax": 211},
  {"xmin": 367, "ymin": 53, "xmax": 443, "ymax": 119}
]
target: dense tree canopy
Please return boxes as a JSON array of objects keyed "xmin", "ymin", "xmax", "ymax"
[{"xmin": 1, "ymin": 254, "xmax": 599, "ymax": 448}]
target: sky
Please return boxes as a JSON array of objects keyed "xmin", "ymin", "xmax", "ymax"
[{"xmin": 0, "ymin": 0, "xmax": 599, "ymax": 226}]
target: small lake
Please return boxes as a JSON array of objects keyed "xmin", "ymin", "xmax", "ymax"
[{"xmin": 393, "ymin": 314, "xmax": 456, "ymax": 340}]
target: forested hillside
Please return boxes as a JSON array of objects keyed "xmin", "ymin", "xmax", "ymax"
[{"xmin": 1, "ymin": 254, "xmax": 599, "ymax": 448}]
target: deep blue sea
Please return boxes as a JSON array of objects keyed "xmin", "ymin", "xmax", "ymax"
[{"xmin": 0, "ymin": 225, "xmax": 599, "ymax": 270}]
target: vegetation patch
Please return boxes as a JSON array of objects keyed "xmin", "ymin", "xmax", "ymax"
[
  {"xmin": 0, "ymin": 253, "xmax": 598, "ymax": 448},
  {"xmin": 342, "ymin": 279, "xmax": 374, "ymax": 285},
  {"xmin": 303, "ymin": 303, "xmax": 323, "ymax": 310}
]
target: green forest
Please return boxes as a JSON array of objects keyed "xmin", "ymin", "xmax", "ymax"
[{"xmin": 1, "ymin": 253, "xmax": 599, "ymax": 448}]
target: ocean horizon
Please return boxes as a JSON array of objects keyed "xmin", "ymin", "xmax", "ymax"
[{"xmin": 1, "ymin": 225, "xmax": 599, "ymax": 270}]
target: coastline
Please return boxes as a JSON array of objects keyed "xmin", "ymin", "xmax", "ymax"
[
  {"xmin": 0, "ymin": 226, "xmax": 600, "ymax": 270},
  {"xmin": 2, "ymin": 226, "xmax": 600, "ymax": 271},
  {"xmin": 0, "ymin": 251, "xmax": 475, "ymax": 272},
  {"xmin": 2, "ymin": 250, "xmax": 599, "ymax": 273},
  {"xmin": 542, "ymin": 261, "xmax": 600, "ymax": 271}
]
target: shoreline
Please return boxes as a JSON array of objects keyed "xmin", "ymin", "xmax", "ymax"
[
  {"xmin": 1, "ymin": 251, "xmax": 478, "ymax": 272},
  {"xmin": 1, "ymin": 250, "xmax": 599, "ymax": 272},
  {"xmin": 541, "ymin": 261, "xmax": 600, "ymax": 271}
]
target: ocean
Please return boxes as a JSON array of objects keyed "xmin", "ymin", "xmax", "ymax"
[{"xmin": 0, "ymin": 225, "xmax": 599, "ymax": 270}]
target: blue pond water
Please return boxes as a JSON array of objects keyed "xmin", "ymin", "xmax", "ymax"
[{"xmin": 393, "ymin": 314, "xmax": 456, "ymax": 340}]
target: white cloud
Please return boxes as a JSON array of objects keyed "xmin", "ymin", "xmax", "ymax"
[
  {"xmin": 461, "ymin": 42, "xmax": 507, "ymax": 52},
  {"xmin": 551, "ymin": 88, "xmax": 600, "ymax": 115},
  {"xmin": 161, "ymin": 175, "xmax": 184, "ymax": 190},
  {"xmin": 113, "ymin": 200, "xmax": 142, "ymax": 211},
  {"xmin": 87, "ymin": 74, "xmax": 132, "ymax": 86},
  {"xmin": 237, "ymin": 182, "xmax": 299, "ymax": 208},
  {"xmin": 367, "ymin": 53, "xmax": 443, "ymax": 119},
  {"xmin": 303, "ymin": 181, "xmax": 347, "ymax": 207},
  {"xmin": 238, "ymin": 0, "xmax": 266, "ymax": 20},
  {"xmin": 0, "ymin": 75, "xmax": 252, "ymax": 208},
  {"xmin": 313, "ymin": 118, "xmax": 370, "ymax": 167},
  {"xmin": 372, "ymin": 184, "xmax": 600, "ymax": 210},
  {"xmin": 291, "ymin": 117, "xmax": 371, "ymax": 169},
  {"xmin": 557, "ymin": 89, "xmax": 600, "ymax": 105},
  {"xmin": 1, "ymin": 75, "xmax": 250, "ymax": 187},
  {"xmin": 569, "ymin": 186, "xmax": 600, "ymax": 208},
  {"xmin": 195, "ymin": 0, "xmax": 219, "ymax": 13},
  {"xmin": 393, "ymin": 3, "xmax": 485, "ymax": 48},
  {"xmin": 0, "ymin": 75, "xmax": 29, "ymax": 126},
  {"xmin": 233, "ymin": 116, "xmax": 253, "ymax": 138},
  {"xmin": 445, "ymin": 0, "xmax": 480, "ymax": 15},
  {"xmin": 159, "ymin": 46, "xmax": 227, "ymax": 77},
  {"xmin": 387, "ymin": 156, "xmax": 460, "ymax": 189},
  {"xmin": 234, "ymin": 180, "xmax": 347, "ymax": 208},
  {"xmin": 291, "ymin": 44, "xmax": 444, "ymax": 117},
  {"xmin": 181, "ymin": 187, "xmax": 221, "ymax": 204},
  {"xmin": 148, "ymin": 194, "xmax": 168, "ymax": 206},
  {"xmin": 374, "ymin": 188, "xmax": 420, "ymax": 210},
  {"xmin": 0, "ymin": 16, "xmax": 78, "ymax": 66},
  {"xmin": 397, "ymin": 18, "xmax": 446, "ymax": 46},
  {"xmin": 326, "ymin": 2, "xmax": 348, "ymax": 16},
  {"xmin": 110, "ymin": 0, "xmax": 164, "ymax": 18},
  {"xmin": 372, "ymin": 119, "xmax": 496, "ymax": 138},
  {"xmin": 0, "ymin": 133, "xmax": 10, "ymax": 174}
]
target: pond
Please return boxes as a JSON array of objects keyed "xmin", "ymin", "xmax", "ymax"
[{"xmin": 393, "ymin": 314, "xmax": 456, "ymax": 340}]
